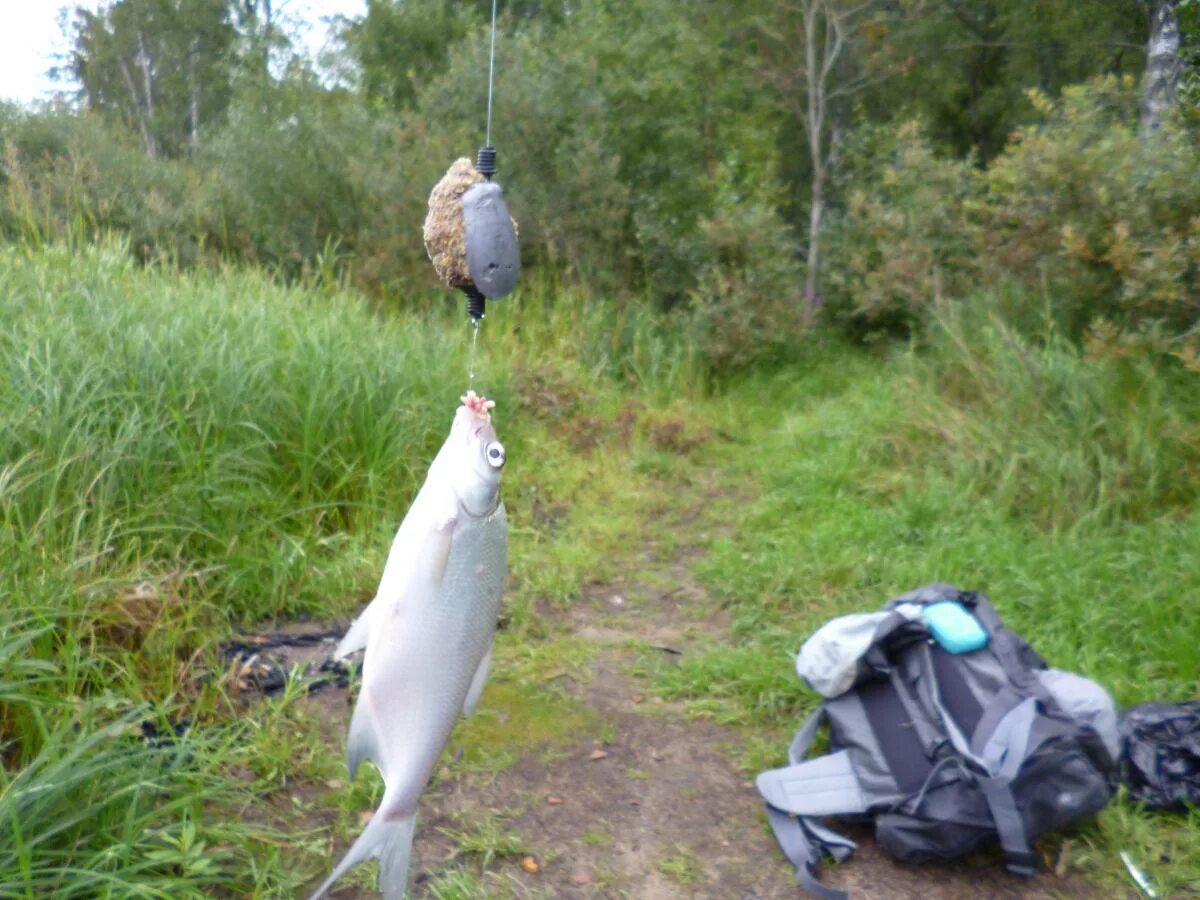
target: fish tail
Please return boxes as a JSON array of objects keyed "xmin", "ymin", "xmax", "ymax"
[
  {"xmin": 309, "ymin": 802, "xmax": 416, "ymax": 900},
  {"xmin": 377, "ymin": 812, "xmax": 417, "ymax": 900}
]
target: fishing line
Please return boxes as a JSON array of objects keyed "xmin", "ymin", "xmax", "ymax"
[{"xmin": 485, "ymin": 0, "xmax": 498, "ymax": 147}]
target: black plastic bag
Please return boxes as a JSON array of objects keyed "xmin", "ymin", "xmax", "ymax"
[{"xmin": 1119, "ymin": 700, "xmax": 1200, "ymax": 810}]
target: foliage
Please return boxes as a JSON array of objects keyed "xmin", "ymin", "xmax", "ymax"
[
  {"xmin": 340, "ymin": 0, "xmax": 476, "ymax": 111},
  {"xmin": 0, "ymin": 109, "xmax": 207, "ymax": 262},
  {"xmin": 197, "ymin": 72, "xmax": 373, "ymax": 276},
  {"xmin": 685, "ymin": 166, "xmax": 807, "ymax": 373},
  {"xmin": 3, "ymin": 0, "xmax": 1186, "ymax": 371},
  {"xmin": 819, "ymin": 78, "xmax": 1200, "ymax": 358},
  {"xmin": 823, "ymin": 121, "xmax": 980, "ymax": 333},
  {"xmin": 402, "ymin": 0, "xmax": 784, "ymax": 305},
  {"xmin": 0, "ymin": 242, "xmax": 461, "ymax": 627},
  {"xmin": 0, "ymin": 697, "xmax": 292, "ymax": 898},
  {"xmin": 866, "ymin": 0, "xmax": 1147, "ymax": 162},
  {"xmin": 1182, "ymin": 0, "xmax": 1200, "ymax": 124},
  {"xmin": 3, "ymin": 3, "xmax": 1198, "ymax": 893},
  {"xmin": 341, "ymin": 0, "xmax": 572, "ymax": 115},
  {"xmin": 2, "ymin": 240, "xmax": 1198, "ymax": 895},
  {"xmin": 68, "ymin": 0, "xmax": 238, "ymax": 157},
  {"xmin": 983, "ymin": 77, "xmax": 1200, "ymax": 340},
  {"xmin": 0, "ymin": 243, "xmax": 706, "ymax": 894},
  {"xmin": 904, "ymin": 291, "xmax": 1200, "ymax": 527}
]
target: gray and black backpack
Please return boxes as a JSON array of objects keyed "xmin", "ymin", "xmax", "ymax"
[{"xmin": 756, "ymin": 584, "xmax": 1119, "ymax": 899}]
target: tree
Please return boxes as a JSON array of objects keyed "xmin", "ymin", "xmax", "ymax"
[
  {"xmin": 340, "ymin": 1, "xmax": 577, "ymax": 114},
  {"xmin": 1142, "ymin": 0, "xmax": 1183, "ymax": 131},
  {"xmin": 757, "ymin": 0, "xmax": 882, "ymax": 322},
  {"xmin": 340, "ymin": 0, "xmax": 476, "ymax": 111},
  {"xmin": 1181, "ymin": 0, "xmax": 1200, "ymax": 123},
  {"xmin": 69, "ymin": 0, "xmax": 236, "ymax": 157},
  {"xmin": 228, "ymin": 0, "xmax": 276, "ymax": 74},
  {"xmin": 868, "ymin": 0, "xmax": 1147, "ymax": 161}
]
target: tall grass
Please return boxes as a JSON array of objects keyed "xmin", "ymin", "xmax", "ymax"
[
  {"xmin": 0, "ymin": 241, "xmax": 483, "ymax": 894},
  {"xmin": 898, "ymin": 290, "xmax": 1200, "ymax": 529},
  {"xmin": 441, "ymin": 271, "xmax": 702, "ymax": 401},
  {"xmin": 0, "ymin": 700, "xmax": 291, "ymax": 898},
  {"xmin": 0, "ymin": 241, "xmax": 703, "ymax": 895},
  {"xmin": 1, "ymin": 241, "xmax": 470, "ymax": 623}
]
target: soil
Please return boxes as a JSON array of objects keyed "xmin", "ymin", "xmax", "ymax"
[{"xmin": 266, "ymin": 502, "xmax": 1113, "ymax": 900}]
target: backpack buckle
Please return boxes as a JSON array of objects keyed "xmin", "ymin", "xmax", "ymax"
[{"xmin": 1004, "ymin": 849, "xmax": 1039, "ymax": 876}]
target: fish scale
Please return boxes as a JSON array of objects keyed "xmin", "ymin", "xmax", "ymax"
[{"xmin": 367, "ymin": 508, "xmax": 507, "ymax": 813}]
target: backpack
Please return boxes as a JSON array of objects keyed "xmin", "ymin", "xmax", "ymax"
[{"xmin": 755, "ymin": 584, "xmax": 1118, "ymax": 900}]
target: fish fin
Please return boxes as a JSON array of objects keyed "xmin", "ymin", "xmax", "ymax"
[
  {"xmin": 334, "ymin": 603, "xmax": 375, "ymax": 659},
  {"xmin": 346, "ymin": 688, "xmax": 381, "ymax": 779},
  {"xmin": 461, "ymin": 646, "xmax": 493, "ymax": 716},
  {"xmin": 427, "ymin": 515, "xmax": 455, "ymax": 585},
  {"xmin": 338, "ymin": 518, "xmax": 454, "ymax": 663},
  {"xmin": 309, "ymin": 805, "xmax": 415, "ymax": 900},
  {"xmin": 377, "ymin": 813, "xmax": 417, "ymax": 900}
]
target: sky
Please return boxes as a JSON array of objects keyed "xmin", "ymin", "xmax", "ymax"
[{"xmin": 0, "ymin": 0, "xmax": 366, "ymax": 105}]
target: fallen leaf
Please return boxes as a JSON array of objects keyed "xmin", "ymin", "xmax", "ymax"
[
  {"xmin": 547, "ymin": 795, "xmax": 563, "ymax": 805},
  {"xmin": 325, "ymin": 779, "xmax": 344, "ymax": 790},
  {"xmin": 520, "ymin": 856, "xmax": 540, "ymax": 874},
  {"xmin": 589, "ymin": 749, "xmax": 608, "ymax": 761},
  {"xmin": 631, "ymin": 694, "xmax": 645, "ymax": 704}
]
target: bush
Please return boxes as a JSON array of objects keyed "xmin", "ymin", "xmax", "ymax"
[
  {"xmin": 404, "ymin": 3, "xmax": 784, "ymax": 307},
  {"xmin": 821, "ymin": 80, "xmax": 1200, "ymax": 358},
  {"xmin": 686, "ymin": 166, "xmax": 807, "ymax": 373},
  {"xmin": 823, "ymin": 122, "xmax": 981, "ymax": 335},
  {"xmin": 0, "ymin": 110, "xmax": 207, "ymax": 263},
  {"xmin": 982, "ymin": 76, "xmax": 1200, "ymax": 339},
  {"xmin": 197, "ymin": 73, "xmax": 373, "ymax": 277}
]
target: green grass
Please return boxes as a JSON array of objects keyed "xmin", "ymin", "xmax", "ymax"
[
  {"xmin": 656, "ymin": 845, "xmax": 704, "ymax": 886},
  {"xmin": 437, "ymin": 812, "xmax": 531, "ymax": 869},
  {"xmin": 0, "ymin": 667, "xmax": 302, "ymax": 897},
  {"xmin": 649, "ymin": 294, "xmax": 1200, "ymax": 895},
  {"xmin": 1, "ymin": 245, "xmax": 1197, "ymax": 896}
]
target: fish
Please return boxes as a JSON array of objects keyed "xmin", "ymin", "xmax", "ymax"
[{"xmin": 310, "ymin": 391, "xmax": 508, "ymax": 900}]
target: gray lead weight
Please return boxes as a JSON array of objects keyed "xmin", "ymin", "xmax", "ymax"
[{"xmin": 463, "ymin": 181, "xmax": 520, "ymax": 299}]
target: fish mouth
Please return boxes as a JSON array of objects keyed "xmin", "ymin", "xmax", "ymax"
[{"xmin": 461, "ymin": 390, "xmax": 495, "ymax": 416}]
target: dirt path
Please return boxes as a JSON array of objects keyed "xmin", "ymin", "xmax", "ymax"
[{"xmin": 278, "ymin": 519, "xmax": 1110, "ymax": 899}]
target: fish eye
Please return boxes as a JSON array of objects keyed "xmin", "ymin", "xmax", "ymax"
[{"xmin": 485, "ymin": 441, "xmax": 506, "ymax": 469}]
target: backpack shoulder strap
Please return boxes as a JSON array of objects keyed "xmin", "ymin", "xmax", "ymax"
[
  {"xmin": 789, "ymin": 703, "xmax": 825, "ymax": 764},
  {"xmin": 764, "ymin": 805, "xmax": 854, "ymax": 900},
  {"xmin": 759, "ymin": 706, "xmax": 870, "ymax": 817},
  {"xmin": 918, "ymin": 640, "xmax": 1042, "ymax": 875},
  {"xmin": 978, "ymin": 696, "xmax": 1042, "ymax": 874},
  {"xmin": 757, "ymin": 706, "xmax": 862, "ymax": 898}
]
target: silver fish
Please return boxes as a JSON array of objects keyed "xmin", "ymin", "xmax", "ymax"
[{"xmin": 311, "ymin": 391, "xmax": 508, "ymax": 900}]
